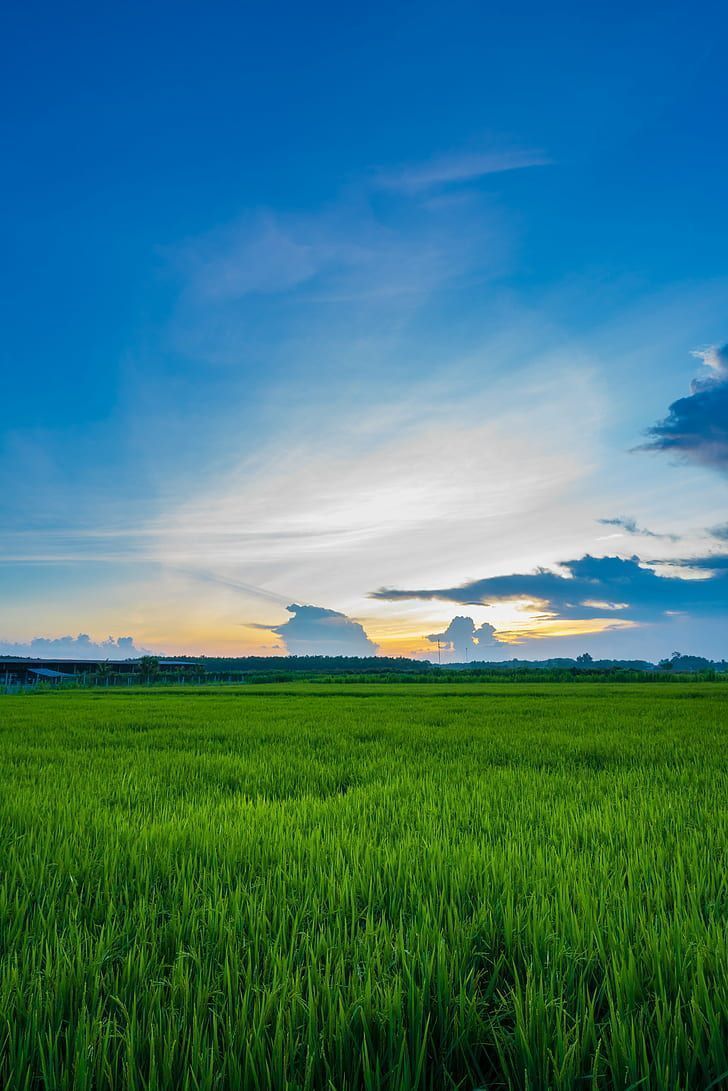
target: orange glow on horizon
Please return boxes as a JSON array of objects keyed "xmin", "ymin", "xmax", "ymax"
[
  {"xmin": 368, "ymin": 611, "xmax": 636, "ymax": 658},
  {"xmin": 129, "ymin": 607, "xmax": 637, "ymax": 660}
]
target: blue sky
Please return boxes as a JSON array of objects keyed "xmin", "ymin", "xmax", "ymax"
[{"xmin": 1, "ymin": 0, "xmax": 727, "ymax": 660}]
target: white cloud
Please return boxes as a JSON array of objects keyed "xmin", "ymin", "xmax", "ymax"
[
  {"xmin": 185, "ymin": 216, "xmax": 320, "ymax": 301},
  {"xmin": 374, "ymin": 149, "xmax": 549, "ymax": 193},
  {"xmin": 259, "ymin": 604, "xmax": 378, "ymax": 657},
  {"xmin": 426, "ymin": 616, "xmax": 502, "ymax": 661},
  {"xmin": 171, "ymin": 192, "xmax": 503, "ymax": 317},
  {"xmin": 135, "ymin": 353, "xmax": 606, "ymax": 644},
  {"xmin": 0, "ymin": 634, "xmax": 150, "ymax": 660},
  {"xmin": 691, "ymin": 343, "xmax": 728, "ymax": 380}
]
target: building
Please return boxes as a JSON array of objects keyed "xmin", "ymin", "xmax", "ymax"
[{"xmin": 0, "ymin": 658, "xmax": 195, "ymax": 685}]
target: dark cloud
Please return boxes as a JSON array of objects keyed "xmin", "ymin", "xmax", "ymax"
[
  {"xmin": 0, "ymin": 634, "xmax": 150, "ymax": 660},
  {"xmin": 708, "ymin": 523, "xmax": 728, "ymax": 542},
  {"xmin": 599, "ymin": 516, "xmax": 640, "ymax": 534},
  {"xmin": 263, "ymin": 604, "xmax": 378, "ymax": 656},
  {"xmin": 665, "ymin": 553, "xmax": 728, "ymax": 572},
  {"xmin": 640, "ymin": 345, "xmax": 728, "ymax": 473},
  {"xmin": 372, "ymin": 553, "xmax": 728, "ymax": 625},
  {"xmin": 426, "ymin": 616, "xmax": 502, "ymax": 660},
  {"xmin": 598, "ymin": 517, "xmax": 679, "ymax": 541}
]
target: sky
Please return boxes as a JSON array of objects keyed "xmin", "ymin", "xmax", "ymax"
[{"xmin": 1, "ymin": 0, "xmax": 727, "ymax": 662}]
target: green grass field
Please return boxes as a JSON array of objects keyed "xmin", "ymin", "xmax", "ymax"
[{"xmin": 1, "ymin": 684, "xmax": 726, "ymax": 1090}]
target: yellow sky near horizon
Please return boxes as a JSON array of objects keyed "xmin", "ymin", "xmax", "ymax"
[{"xmin": 140, "ymin": 604, "xmax": 636, "ymax": 659}]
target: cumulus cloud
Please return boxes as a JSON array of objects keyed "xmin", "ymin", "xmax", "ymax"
[
  {"xmin": 372, "ymin": 553, "xmax": 728, "ymax": 627},
  {"xmin": 641, "ymin": 344, "xmax": 728, "ymax": 473},
  {"xmin": 261, "ymin": 604, "xmax": 378, "ymax": 657},
  {"xmin": 426, "ymin": 616, "xmax": 502, "ymax": 660},
  {"xmin": 597, "ymin": 516, "xmax": 679, "ymax": 541},
  {"xmin": 0, "ymin": 634, "xmax": 150, "ymax": 660}
]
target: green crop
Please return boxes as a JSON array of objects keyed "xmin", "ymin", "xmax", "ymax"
[{"xmin": 0, "ymin": 684, "xmax": 726, "ymax": 1090}]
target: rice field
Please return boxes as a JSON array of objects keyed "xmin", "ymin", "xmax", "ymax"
[{"xmin": 0, "ymin": 683, "xmax": 726, "ymax": 1090}]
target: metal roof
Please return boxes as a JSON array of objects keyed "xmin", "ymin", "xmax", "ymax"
[
  {"xmin": 28, "ymin": 668, "xmax": 73, "ymax": 678},
  {"xmin": 0, "ymin": 658, "xmax": 193, "ymax": 669}
]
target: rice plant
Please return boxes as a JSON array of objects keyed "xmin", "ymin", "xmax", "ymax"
[{"xmin": 0, "ymin": 683, "xmax": 726, "ymax": 1089}]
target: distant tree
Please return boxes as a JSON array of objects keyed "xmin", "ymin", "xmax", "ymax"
[
  {"xmin": 137, "ymin": 656, "xmax": 160, "ymax": 684},
  {"xmin": 95, "ymin": 660, "xmax": 113, "ymax": 686},
  {"xmin": 181, "ymin": 665, "xmax": 200, "ymax": 684},
  {"xmin": 657, "ymin": 651, "xmax": 683, "ymax": 672},
  {"xmin": 666, "ymin": 654, "xmax": 712, "ymax": 673},
  {"xmin": 576, "ymin": 653, "xmax": 593, "ymax": 665}
]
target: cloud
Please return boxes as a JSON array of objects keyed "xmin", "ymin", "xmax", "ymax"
[
  {"xmin": 173, "ymin": 191, "xmax": 500, "ymax": 313},
  {"xmin": 597, "ymin": 516, "xmax": 679, "ymax": 541},
  {"xmin": 0, "ymin": 634, "xmax": 151, "ymax": 660},
  {"xmin": 174, "ymin": 568, "xmax": 291, "ymax": 606},
  {"xmin": 640, "ymin": 344, "xmax": 728, "ymax": 473},
  {"xmin": 694, "ymin": 344, "xmax": 728, "ymax": 377},
  {"xmin": 372, "ymin": 552, "xmax": 728, "ymax": 629},
  {"xmin": 426, "ymin": 616, "xmax": 502, "ymax": 660},
  {"xmin": 708, "ymin": 523, "xmax": 728, "ymax": 542},
  {"xmin": 184, "ymin": 216, "xmax": 320, "ymax": 301},
  {"xmin": 260, "ymin": 604, "xmax": 378, "ymax": 657},
  {"xmin": 664, "ymin": 553, "xmax": 728, "ymax": 573},
  {"xmin": 170, "ymin": 142, "xmax": 540, "ymax": 329},
  {"xmin": 599, "ymin": 516, "xmax": 640, "ymax": 534},
  {"xmin": 374, "ymin": 149, "xmax": 549, "ymax": 193}
]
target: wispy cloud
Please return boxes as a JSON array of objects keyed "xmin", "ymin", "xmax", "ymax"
[
  {"xmin": 170, "ymin": 568, "xmax": 292, "ymax": 607},
  {"xmin": 374, "ymin": 149, "xmax": 549, "ymax": 193},
  {"xmin": 170, "ymin": 143, "xmax": 542, "ymax": 325},
  {"xmin": 172, "ymin": 195, "xmax": 503, "ymax": 317},
  {"xmin": 181, "ymin": 216, "xmax": 321, "ymax": 302},
  {"xmin": 140, "ymin": 365, "xmax": 601, "ymax": 598},
  {"xmin": 0, "ymin": 332, "xmax": 605, "ymax": 657},
  {"xmin": 597, "ymin": 516, "xmax": 679, "ymax": 541}
]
